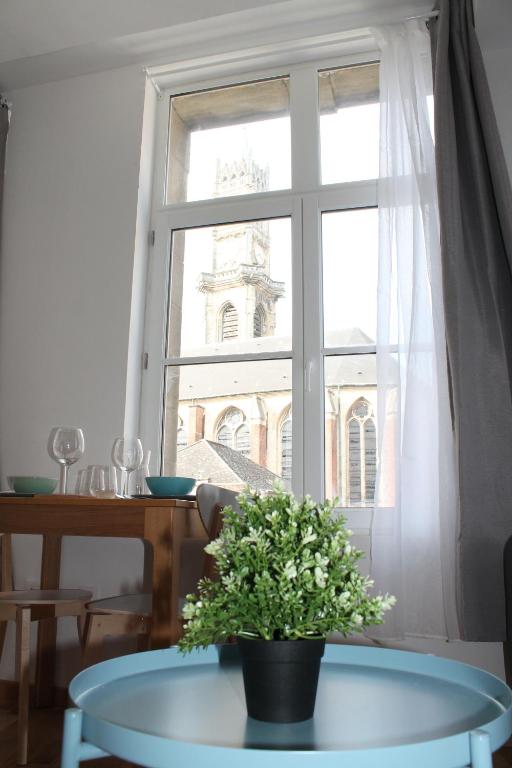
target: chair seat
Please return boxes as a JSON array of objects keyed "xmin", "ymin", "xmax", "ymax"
[
  {"xmin": 87, "ymin": 593, "xmax": 152, "ymax": 616},
  {"xmin": 86, "ymin": 593, "xmax": 189, "ymax": 618},
  {"xmin": 0, "ymin": 589, "xmax": 92, "ymax": 605}
]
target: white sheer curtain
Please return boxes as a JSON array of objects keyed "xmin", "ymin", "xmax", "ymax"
[{"xmin": 369, "ymin": 20, "xmax": 459, "ymax": 640}]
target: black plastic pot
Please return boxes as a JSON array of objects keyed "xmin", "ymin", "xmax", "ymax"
[{"xmin": 237, "ymin": 637, "xmax": 325, "ymax": 723}]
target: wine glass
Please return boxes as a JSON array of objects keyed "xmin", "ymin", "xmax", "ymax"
[
  {"xmin": 48, "ymin": 427, "xmax": 85, "ymax": 494},
  {"xmin": 111, "ymin": 438, "xmax": 143, "ymax": 497}
]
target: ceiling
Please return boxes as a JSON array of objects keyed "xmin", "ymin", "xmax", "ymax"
[
  {"xmin": 0, "ymin": 0, "xmax": 290, "ymax": 65},
  {"xmin": 0, "ymin": 0, "xmax": 507, "ymax": 92}
]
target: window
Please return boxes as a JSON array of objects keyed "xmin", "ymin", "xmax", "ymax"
[
  {"xmin": 253, "ymin": 305, "xmax": 266, "ymax": 338},
  {"xmin": 280, "ymin": 411, "xmax": 292, "ymax": 486},
  {"xmin": 142, "ymin": 57, "xmax": 379, "ymax": 501},
  {"xmin": 346, "ymin": 398, "xmax": 376, "ymax": 506},
  {"xmin": 220, "ymin": 303, "xmax": 238, "ymax": 341},
  {"xmin": 319, "ymin": 64, "xmax": 379, "ymax": 184},
  {"xmin": 167, "ymin": 77, "xmax": 291, "ymax": 204},
  {"xmin": 235, "ymin": 423, "xmax": 251, "ymax": 458},
  {"xmin": 216, "ymin": 408, "xmax": 247, "ymax": 451}
]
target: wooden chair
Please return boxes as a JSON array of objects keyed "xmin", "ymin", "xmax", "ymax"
[
  {"xmin": 82, "ymin": 484, "xmax": 240, "ymax": 666},
  {"xmin": 0, "ymin": 533, "xmax": 91, "ymax": 765}
]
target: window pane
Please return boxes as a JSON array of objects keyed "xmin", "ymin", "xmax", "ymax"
[
  {"xmin": 319, "ymin": 63, "xmax": 379, "ymax": 184},
  {"xmin": 167, "ymin": 78, "xmax": 291, "ymax": 204},
  {"xmin": 322, "ymin": 208, "xmax": 378, "ymax": 347},
  {"xmin": 280, "ymin": 416, "xmax": 292, "ymax": 488},
  {"xmin": 235, "ymin": 423, "xmax": 251, "ymax": 458},
  {"xmin": 163, "ymin": 360, "xmax": 292, "ymax": 491},
  {"xmin": 324, "ymin": 355, "xmax": 376, "ymax": 507},
  {"xmin": 167, "ymin": 218, "xmax": 292, "ymax": 358},
  {"xmin": 348, "ymin": 420, "xmax": 362, "ymax": 503},
  {"xmin": 364, "ymin": 418, "xmax": 376, "ymax": 499}
]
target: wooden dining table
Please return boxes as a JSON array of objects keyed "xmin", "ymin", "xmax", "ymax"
[{"xmin": 0, "ymin": 494, "xmax": 208, "ymax": 707}]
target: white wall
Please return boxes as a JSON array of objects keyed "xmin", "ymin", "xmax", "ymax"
[
  {"xmin": 0, "ymin": 64, "xmax": 148, "ymax": 681},
  {"xmin": 0, "ymin": 12, "xmax": 512, "ymax": 686},
  {"xmin": 482, "ymin": 47, "xmax": 512, "ymax": 180}
]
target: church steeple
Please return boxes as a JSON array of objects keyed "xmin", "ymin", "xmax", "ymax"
[
  {"xmin": 198, "ymin": 152, "xmax": 284, "ymax": 344},
  {"xmin": 214, "ymin": 153, "xmax": 269, "ymax": 199}
]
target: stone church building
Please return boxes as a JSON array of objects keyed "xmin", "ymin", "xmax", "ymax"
[{"xmin": 165, "ymin": 155, "xmax": 377, "ymax": 504}]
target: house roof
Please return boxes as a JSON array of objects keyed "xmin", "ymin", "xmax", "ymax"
[{"xmin": 176, "ymin": 438, "xmax": 280, "ymax": 491}]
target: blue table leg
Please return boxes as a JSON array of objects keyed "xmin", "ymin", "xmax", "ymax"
[
  {"xmin": 61, "ymin": 709, "xmax": 83, "ymax": 768},
  {"xmin": 470, "ymin": 730, "xmax": 492, "ymax": 768},
  {"xmin": 61, "ymin": 708, "xmax": 109, "ymax": 768}
]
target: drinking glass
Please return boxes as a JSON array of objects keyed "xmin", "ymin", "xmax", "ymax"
[
  {"xmin": 75, "ymin": 466, "xmax": 94, "ymax": 495},
  {"xmin": 111, "ymin": 438, "xmax": 143, "ymax": 497},
  {"xmin": 48, "ymin": 426, "xmax": 85, "ymax": 494},
  {"xmin": 89, "ymin": 465, "xmax": 118, "ymax": 498},
  {"xmin": 134, "ymin": 448, "xmax": 151, "ymax": 495}
]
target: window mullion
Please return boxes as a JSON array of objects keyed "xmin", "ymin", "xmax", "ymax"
[
  {"xmin": 290, "ymin": 66, "xmax": 321, "ymax": 193},
  {"xmin": 301, "ymin": 194, "xmax": 324, "ymax": 501},
  {"xmin": 291, "ymin": 197, "xmax": 304, "ymax": 497},
  {"xmin": 290, "ymin": 66, "xmax": 323, "ymax": 500},
  {"xmin": 139, "ymin": 212, "xmax": 172, "ymax": 470},
  {"xmin": 164, "ymin": 194, "xmax": 294, "ymax": 231}
]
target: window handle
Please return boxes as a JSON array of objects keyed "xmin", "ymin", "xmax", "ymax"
[{"xmin": 305, "ymin": 360, "xmax": 314, "ymax": 393}]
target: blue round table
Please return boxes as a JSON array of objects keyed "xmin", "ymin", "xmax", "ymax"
[{"xmin": 61, "ymin": 644, "xmax": 512, "ymax": 768}]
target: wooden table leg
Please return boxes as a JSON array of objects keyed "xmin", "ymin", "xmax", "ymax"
[
  {"xmin": 0, "ymin": 534, "xmax": 13, "ymax": 662},
  {"xmin": 34, "ymin": 534, "xmax": 61, "ymax": 707},
  {"xmin": 144, "ymin": 506, "xmax": 185, "ymax": 649}
]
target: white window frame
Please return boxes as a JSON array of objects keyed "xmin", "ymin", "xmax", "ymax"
[{"xmin": 140, "ymin": 42, "xmax": 379, "ymax": 504}]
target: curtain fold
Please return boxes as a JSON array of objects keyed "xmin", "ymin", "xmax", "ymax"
[
  {"xmin": 369, "ymin": 20, "xmax": 459, "ymax": 640},
  {"xmin": 431, "ymin": 0, "xmax": 512, "ymax": 640}
]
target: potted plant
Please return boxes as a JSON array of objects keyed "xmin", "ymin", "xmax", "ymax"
[{"xmin": 179, "ymin": 484, "xmax": 395, "ymax": 723}]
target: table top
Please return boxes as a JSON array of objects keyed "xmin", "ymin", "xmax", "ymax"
[
  {"xmin": 68, "ymin": 644, "xmax": 512, "ymax": 768},
  {"xmin": 0, "ymin": 494, "xmax": 201, "ymax": 539},
  {"xmin": 0, "ymin": 494, "xmax": 197, "ymax": 507}
]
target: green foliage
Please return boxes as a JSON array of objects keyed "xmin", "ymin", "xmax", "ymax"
[{"xmin": 179, "ymin": 484, "xmax": 395, "ymax": 651}]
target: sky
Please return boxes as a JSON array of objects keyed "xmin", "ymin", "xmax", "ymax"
[{"xmin": 172, "ymin": 100, "xmax": 380, "ymax": 353}]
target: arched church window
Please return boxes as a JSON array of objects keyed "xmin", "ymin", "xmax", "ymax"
[
  {"xmin": 217, "ymin": 425, "xmax": 232, "ymax": 447},
  {"xmin": 216, "ymin": 408, "xmax": 250, "ymax": 456},
  {"xmin": 347, "ymin": 398, "xmax": 375, "ymax": 505},
  {"xmin": 235, "ymin": 423, "xmax": 251, "ymax": 457},
  {"xmin": 220, "ymin": 303, "xmax": 238, "ymax": 340},
  {"xmin": 253, "ymin": 305, "xmax": 267, "ymax": 338},
  {"xmin": 348, "ymin": 418, "xmax": 361, "ymax": 503},
  {"xmin": 280, "ymin": 409, "xmax": 292, "ymax": 484},
  {"xmin": 364, "ymin": 418, "xmax": 376, "ymax": 500}
]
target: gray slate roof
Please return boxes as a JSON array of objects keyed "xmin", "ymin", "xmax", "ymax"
[
  {"xmin": 176, "ymin": 439, "xmax": 280, "ymax": 491},
  {"xmin": 177, "ymin": 327, "xmax": 376, "ymax": 400}
]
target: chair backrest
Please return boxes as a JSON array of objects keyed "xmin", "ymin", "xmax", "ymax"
[{"xmin": 196, "ymin": 484, "xmax": 241, "ymax": 581}]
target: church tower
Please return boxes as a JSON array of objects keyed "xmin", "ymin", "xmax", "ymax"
[{"xmin": 198, "ymin": 153, "xmax": 285, "ymax": 344}]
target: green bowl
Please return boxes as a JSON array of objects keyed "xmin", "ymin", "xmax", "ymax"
[
  {"xmin": 146, "ymin": 476, "xmax": 195, "ymax": 496},
  {"xmin": 7, "ymin": 476, "xmax": 57, "ymax": 494}
]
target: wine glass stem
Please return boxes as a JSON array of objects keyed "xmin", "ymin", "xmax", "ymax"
[{"xmin": 59, "ymin": 464, "xmax": 69, "ymax": 495}]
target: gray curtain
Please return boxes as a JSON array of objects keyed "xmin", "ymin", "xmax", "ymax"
[
  {"xmin": 431, "ymin": 0, "xmax": 512, "ymax": 640},
  {"xmin": 0, "ymin": 100, "xmax": 8, "ymax": 239}
]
